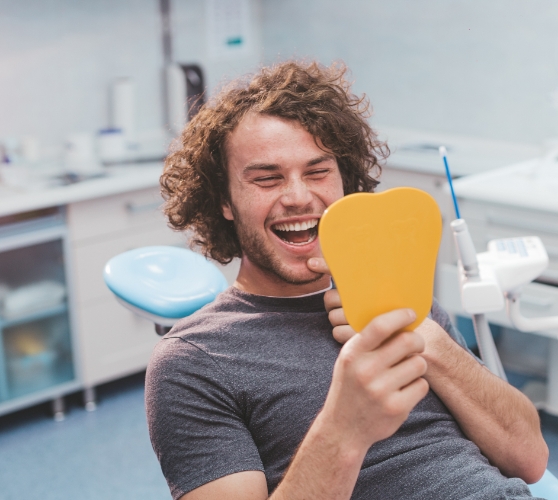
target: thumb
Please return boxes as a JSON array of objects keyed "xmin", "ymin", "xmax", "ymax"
[{"xmin": 307, "ymin": 257, "xmax": 331, "ymax": 275}]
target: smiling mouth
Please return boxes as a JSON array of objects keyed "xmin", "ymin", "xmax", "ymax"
[{"xmin": 271, "ymin": 219, "xmax": 319, "ymax": 246}]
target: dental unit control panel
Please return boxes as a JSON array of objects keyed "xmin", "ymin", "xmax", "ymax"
[{"xmin": 457, "ymin": 235, "xmax": 548, "ymax": 316}]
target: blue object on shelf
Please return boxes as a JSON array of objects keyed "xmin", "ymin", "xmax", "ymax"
[{"xmin": 103, "ymin": 246, "xmax": 228, "ymax": 322}]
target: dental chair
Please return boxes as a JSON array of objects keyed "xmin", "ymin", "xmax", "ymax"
[
  {"xmin": 104, "ymin": 246, "xmax": 228, "ymax": 336},
  {"xmin": 103, "ymin": 190, "xmax": 558, "ymax": 499}
]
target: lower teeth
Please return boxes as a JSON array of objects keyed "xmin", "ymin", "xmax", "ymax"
[{"xmin": 284, "ymin": 233, "xmax": 317, "ymax": 246}]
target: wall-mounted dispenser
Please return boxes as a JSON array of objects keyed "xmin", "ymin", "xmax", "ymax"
[
  {"xmin": 160, "ymin": 0, "xmax": 206, "ymax": 138},
  {"xmin": 165, "ymin": 63, "xmax": 206, "ymax": 137}
]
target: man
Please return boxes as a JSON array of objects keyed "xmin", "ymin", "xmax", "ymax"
[{"xmin": 146, "ymin": 61, "xmax": 548, "ymax": 499}]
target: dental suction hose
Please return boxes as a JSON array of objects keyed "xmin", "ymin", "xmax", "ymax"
[
  {"xmin": 451, "ymin": 219, "xmax": 508, "ymax": 381},
  {"xmin": 451, "ymin": 219, "xmax": 480, "ymax": 278}
]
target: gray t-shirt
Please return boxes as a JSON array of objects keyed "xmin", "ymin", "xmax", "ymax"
[{"xmin": 145, "ymin": 287, "xmax": 536, "ymax": 499}]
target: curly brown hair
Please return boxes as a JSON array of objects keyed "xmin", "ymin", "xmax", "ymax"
[{"xmin": 160, "ymin": 60, "xmax": 389, "ymax": 264}]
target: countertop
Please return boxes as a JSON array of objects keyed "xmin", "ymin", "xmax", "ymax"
[
  {"xmin": 0, "ymin": 127, "xmax": 544, "ymax": 218},
  {"xmin": 452, "ymin": 158, "xmax": 558, "ymax": 213},
  {"xmin": 380, "ymin": 126, "xmax": 540, "ymax": 177},
  {"xmin": 0, "ymin": 162, "xmax": 163, "ymax": 218}
]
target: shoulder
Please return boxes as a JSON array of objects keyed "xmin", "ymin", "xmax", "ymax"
[
  {"xmin": 167, "ymin": 286, "xmax": 253, "ymax": 336},
  {"xmin": 147, "ymin": 287, "xmax": 248, "ymax": 384}
]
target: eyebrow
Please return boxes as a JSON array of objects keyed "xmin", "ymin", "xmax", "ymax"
[{"xmin": 242, "ymin": 154, "xmax": 335, "ymax": 174}]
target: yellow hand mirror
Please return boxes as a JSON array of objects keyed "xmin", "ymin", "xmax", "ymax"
[{"xmin": 319, "ymin": 187, "xmax": 442, "ymax": 332}]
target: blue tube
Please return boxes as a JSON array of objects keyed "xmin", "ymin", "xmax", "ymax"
[{"xmin": 442, "ymin": 154, "xmax": 461, "ymax": 219}]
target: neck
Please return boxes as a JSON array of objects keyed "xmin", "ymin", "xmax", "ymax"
[{"xmin": 233, "ymin": 258, "xmax": 331, "ymax": 297}]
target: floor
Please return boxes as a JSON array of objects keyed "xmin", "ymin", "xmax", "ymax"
[
  {"xmin": 1, "ymin": 371, "xmax": 558, "ymax": 500},
  {"xmin": 0, "ymin": 373, "xmax": 168, "ymax": 500}
]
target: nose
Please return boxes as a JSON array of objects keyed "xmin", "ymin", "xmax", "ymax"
[{"xmin": 280, "ymin": 176, "xmax": 314, "ymax": 208}]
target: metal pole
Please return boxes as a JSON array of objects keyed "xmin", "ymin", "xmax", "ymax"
[{"xmin": 472, "ymin": 313, "xmax": 508, "ymax": 381}]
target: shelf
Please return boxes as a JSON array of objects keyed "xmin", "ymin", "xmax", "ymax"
[{"xmin": 0, "ymin": 303, "xmax": 68, "ymax": 329}]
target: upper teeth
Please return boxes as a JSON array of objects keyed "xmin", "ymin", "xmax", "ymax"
[{"xmin": 274, "ymin": 219, "xmax": 319, "ymax": 232}]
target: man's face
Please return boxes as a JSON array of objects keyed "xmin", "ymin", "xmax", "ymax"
[{"xmin": 222, "ymin": 113, "xmax": 344, "ymax": 295}]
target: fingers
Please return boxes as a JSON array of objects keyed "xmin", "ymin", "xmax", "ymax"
[
  {"xmin": 373, "ymin": 330, "xmax": 425, "ymax": 368},
  {"xmin": 326, "ymin": 291, "xmax": 356, "ymax": 344},
  {"xmin": 333, "ymin": 325, "xmax": 357, "ymax": 344},
  {"xmin": 391, "ymin": 377, "xmax": 430, "ymax": 410},
  {"xmin": 352, "ymin": 309, "xmax": 417, "ymax": 353},
  {"xmin": 375, "ymin": 354, "xmax": 427, "ymax": 393},
  {"xmin": 324, "ymin": 289, "xmax": 341, "ymax": 313},
  {"xmin": 307, "ymin": 257, "xmax": 330, "ymax": 276},
  {"xmin": 328, "ymin": 306, "xmax": 347, "ymax": 327}
]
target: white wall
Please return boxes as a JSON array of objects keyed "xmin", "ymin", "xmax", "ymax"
[
  {"xmin": 0, "ymin": 0, "xmax": 261, "ymax": 148},
  {"xmin": 0, "ymin": 0, "xmax": 162, "ymax": 144},
  {"xmin": 172, "ymin": 0, "xmax": 262, "ymax": 95},
  {"xmin": 261, "ymin": 0, "xmax": 558, "ymax": 144},
  {"xmin": 4, "ymin": 1, "xmax": 556, "ymax": 149}
]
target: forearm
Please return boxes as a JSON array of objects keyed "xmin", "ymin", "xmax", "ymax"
[
  {"xmin": 424, "ymin": 332, "xmax": 548, "ymax": 482},
  {"xmin": 271, "ymin": 412, "xmax": 366, "ymax": 500}
]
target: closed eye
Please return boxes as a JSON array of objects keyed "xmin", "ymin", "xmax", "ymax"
[
  {"xmin": 253, "ymin": 175, "xmax": 282, "ymax": 187},
  {"xmin": 307, "ymin": 169, "xmax": 332, "ymax": 178}
]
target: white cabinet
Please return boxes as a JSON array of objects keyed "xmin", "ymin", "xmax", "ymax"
[
  {"xmin": 67, "ymin": 187, "xmax": 190, "ymax": 388},
  {"xmin": 0, "ymin": 210, "xmax": 80, "ymax": 416},
  {"xmin": 67, "ymin": 186, "xmax": 240, "ymax": 391}
]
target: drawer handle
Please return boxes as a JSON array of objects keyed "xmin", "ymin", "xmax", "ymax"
[
  {"xmin": 521, "ymin": 295, "xmax": 554, "ymax": 309},
  {"xmin": 125, "ymin": 201, "xmax": 161, "ymax": 214},
  {"xmin": 487, "ymin": 214, "xmax": 558, "ymax": 236}
]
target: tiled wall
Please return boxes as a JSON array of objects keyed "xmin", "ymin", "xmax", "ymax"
[{"xmin": 261, "ymin": 0, "xmax": 558, "ymax": 144}]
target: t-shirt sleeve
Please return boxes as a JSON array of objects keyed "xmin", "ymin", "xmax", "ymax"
[
  {"xmin": 429, "ymin": 297, "xmax": 485, "ymax": 365},
  {"xmin": 145, "ymin": 337, "xmax": 264, "ymax": 500}
]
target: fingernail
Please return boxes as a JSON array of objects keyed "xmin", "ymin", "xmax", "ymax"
[
  {"xmin": 308, "ymin": 258, "xmax": 318, "ymax": 267},
  {"xmin": 408, "ymin": 309, "xmax": 417, "ymax": 321}
]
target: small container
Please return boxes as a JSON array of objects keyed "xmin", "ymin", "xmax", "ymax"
[
  {"xmin": 98, "ymin": 128, "xmax": 128, "ymax": 164},
  {"xmin": 64, "ymin": 132, "xmax": 102, "ymax": 174}
]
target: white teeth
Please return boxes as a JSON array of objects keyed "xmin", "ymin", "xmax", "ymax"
[
  {"xmin": 273, "ymin": 219, "xmax": 319, "ymax": 232},
  {"xmin": 284, "ymin": 232, "xmax": 318, "ymax": 246}
]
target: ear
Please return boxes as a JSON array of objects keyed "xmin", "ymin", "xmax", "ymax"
[{"xmin": 221, "ymin": 200, "xmax": 234, "ymax": 221}]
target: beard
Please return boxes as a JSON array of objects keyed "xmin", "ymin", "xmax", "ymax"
[{"xmin": 231, "ymin": 205, "xmax": 323, "ymax": 286}]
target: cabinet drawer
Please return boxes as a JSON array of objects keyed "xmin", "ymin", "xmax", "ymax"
[
  {"xmin": 71, "ymin": 224, "xmax": 187, "ymax": 305},
  {"xmin": 460, "ymin": 199, "xmax": 558, "ymax": 235},
  {"xmin": 75, "ymin": 298, "xmax": 160, "ymax": 386},
  {"xmin": 68, "ymin": 187, "xmax": 167, "ymax": 243}
]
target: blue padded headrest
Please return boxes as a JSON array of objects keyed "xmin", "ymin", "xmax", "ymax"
[{"xmin": 104, "ymin": 246, "xmax": 228, "ymax": 319}]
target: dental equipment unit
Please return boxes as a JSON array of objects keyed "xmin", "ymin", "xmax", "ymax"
[{"xmin": 441, "ymin": 146, "xmax": 558, "ymax": 381}]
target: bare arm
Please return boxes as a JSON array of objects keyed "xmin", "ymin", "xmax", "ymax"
[
  {"xmin": 316, "ymin": 255, "xmax": 548, "ymax": 484},
  {"xmin": 417, "ymin": 318, "xmax": 548, "ymax": 483},
  {"xmin": 181, "ymin": 308, "xmax": 429, "ymax": 500}
]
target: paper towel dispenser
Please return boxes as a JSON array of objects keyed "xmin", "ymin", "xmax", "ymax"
[{"xmin": 165, "ymin": 63, "xmax": 206, "ymax": 136}]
